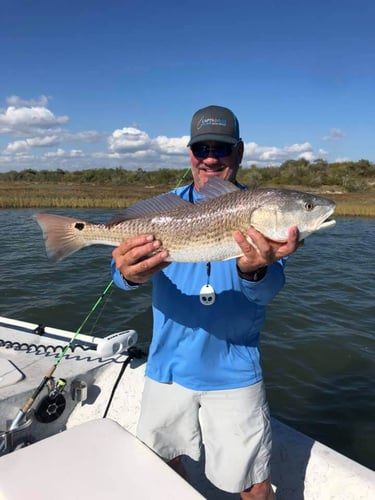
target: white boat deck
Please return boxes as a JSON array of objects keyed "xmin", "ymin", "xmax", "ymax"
[
  {"xmin": 0, "ymin": 418, "xmax": 204, "ymax": 499},
  {"xmin": 0, "ymin": 316, "xmax": 374, "ymax": 499}
]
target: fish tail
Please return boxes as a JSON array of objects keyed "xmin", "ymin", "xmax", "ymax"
[{"xmin": 34, "ymin": 213, "xmax": 90, "ymax": 262}]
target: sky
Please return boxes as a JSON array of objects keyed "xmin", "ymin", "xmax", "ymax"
[{"xmin": 0, "ymin": 0, "xmax": 374, "ymax": 172}]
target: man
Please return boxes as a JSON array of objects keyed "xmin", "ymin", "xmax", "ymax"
[{"xmin": 112, "ymin": 105, "xmax": 300, "ymax": 499}]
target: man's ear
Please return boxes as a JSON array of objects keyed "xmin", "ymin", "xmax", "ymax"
[{"xmin": 236, "ymin": 140, "xmax": 244, "ymax": 163}]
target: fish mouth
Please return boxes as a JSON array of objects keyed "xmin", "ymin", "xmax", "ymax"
[
  {"xmin": 315, "ymin": 207, "xmax": 336, "ymax": 232},
  {"xmin": 318, "ymin": 218, "xmax": 336, "ymax": 231}
]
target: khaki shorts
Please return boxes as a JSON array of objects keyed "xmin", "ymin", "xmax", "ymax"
[{"xmin": 136, "ymin": 377, "xmax": 272, "ymax": 493}]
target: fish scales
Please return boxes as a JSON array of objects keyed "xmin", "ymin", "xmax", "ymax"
[{"xmin": 99, "ymin": 191, "xmax": 252, "ymax": 261}]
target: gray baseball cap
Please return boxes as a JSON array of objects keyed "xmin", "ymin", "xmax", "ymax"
[{"xmin": 188, "ymin": 105, "xmax": 241, "ymax": 146}]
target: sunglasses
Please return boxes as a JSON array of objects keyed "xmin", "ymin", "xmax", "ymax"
[{"xmin": 190, "ymin": 142, "xmax": 236, "ymax": 159}]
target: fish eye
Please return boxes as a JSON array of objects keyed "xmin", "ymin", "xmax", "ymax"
[{"xmin": 304, "ymin": 202, "xmax": 314, "ymax": 211}]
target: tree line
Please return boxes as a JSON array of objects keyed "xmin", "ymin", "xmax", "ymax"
[{"xmin": 1, "ymin": 158, "xmax": 374, "ymax": 192}]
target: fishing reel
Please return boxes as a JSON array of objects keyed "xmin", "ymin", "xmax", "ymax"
[{"xmin": 34, "ymin": 378, "xmax": 67, "ymax": 423}]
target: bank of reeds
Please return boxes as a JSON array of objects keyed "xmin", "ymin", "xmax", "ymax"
[
  {"xmin": 0, "ymin": 183, "xmax": 166, "ymax": 209},
  {"xmin": 334, "ymin": 204, "xmax": 375, "ymax": 217},
  {"xmin": 326, "ymin": 192, "xmax": 375, "ymax": 217},
  {"xmin": 0, "ymin": 182, "xmax": 374, "ymax": 216}
]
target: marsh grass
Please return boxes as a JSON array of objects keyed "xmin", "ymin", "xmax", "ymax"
[
  {"xmin": 0, "ymin": 181, "xmax": 374, "ymax": 216},
  {"xmin": 328, "ymin": 193, "xmax": 375, "ymax": 217},
  {"xmin": 0, "ymin": 182, "xmax": 166, "ymax": 209}
]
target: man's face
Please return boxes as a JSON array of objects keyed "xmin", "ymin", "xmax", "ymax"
[{"xmin": 189, "ymin": 140, "xmax": 244, "ymax": 190}]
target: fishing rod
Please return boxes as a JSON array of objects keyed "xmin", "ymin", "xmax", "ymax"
[
  {"xmin": 8, "ymin": 280, "xmax": 114, "ymax": 432},
  {"xmin": 174, "ymin": 167, "xmax": 191, "ymax": 188}
]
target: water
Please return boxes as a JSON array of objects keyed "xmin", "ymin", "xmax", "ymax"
[{"xmin": 0, "ymin": 209, "xmax": 374, "ymax": 470}]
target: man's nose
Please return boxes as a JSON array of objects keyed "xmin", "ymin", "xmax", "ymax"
[{"xmin": 203, "ymin": 154, "xmax": 220, "ymax": 164}]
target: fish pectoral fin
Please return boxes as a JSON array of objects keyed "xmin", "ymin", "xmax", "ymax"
[
  {"xmin": 108, "ymin": 193, "xmax": 190, "ymax": 224},
  {"xmin": 250, "ymin": 207, "xmax": 284, "ymax": 242}
]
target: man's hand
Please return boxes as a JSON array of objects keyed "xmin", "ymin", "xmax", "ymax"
[
  {"xmin": 234, "ymin": 226, "xmax": 301, "ymax": 274},
  {"xmin": 112, "ymin": 234, "xmax": 169, "ymax": 284}
]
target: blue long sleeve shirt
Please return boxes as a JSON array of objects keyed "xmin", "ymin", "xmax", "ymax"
[{"xmin": 111, "ymin": 183, "xmax": 286, "ymax": 391}]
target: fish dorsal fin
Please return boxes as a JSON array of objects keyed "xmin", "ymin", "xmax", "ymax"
[
  {"xmin": 108, "ymin": 192, "xmax": 190, "ymax": 225},
  {"xmin": 197, "ymin": 177, "xmax": 240, "ymax": 202}
]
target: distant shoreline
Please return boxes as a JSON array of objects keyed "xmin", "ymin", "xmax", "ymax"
[{"xmin": 0, "ymin": 181, "xmax": 374, "ymax": 217}]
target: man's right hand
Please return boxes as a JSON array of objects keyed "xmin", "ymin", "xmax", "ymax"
[{"xmin": 112, "ymin": 234, "xmax": 170, "ymax": 284}]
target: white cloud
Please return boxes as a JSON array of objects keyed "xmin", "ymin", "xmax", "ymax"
[
  {"xmin": 335, "ymin": 156, "xmax": 351, "ymax": 162},
  {"xmin": 4, "ymin": 140, "xmax": 29, "ymax": 154},
  {"xmin": 243, "ymin": 141, "xmax": 313, "ymax": 165},
  {"xmin": 6, "ymin": 95, "xmax": 49, "ymax": 108},
  {"xmin": 285, "ymin": 142, "xmax": 312, "ymax": 153},
  {"xmin": 2, "ymin": 132, "xmax": 104, "ymax": 161},
  {"xmin": 45, "ymin": 148, "xmax": 84, "ymax": 158},
  {"xmin": 0, "ymin": 105, "xmax": 68, "ymax": 134},
  {"xmin": 4, "ymin": 135, "xmax": 62, "ymax": 154},
  {"xmin": 298, "ymin": 151, "xmax": 315, "ymax": 161},
  {"xmin": 108, "ymin": 128, "xmax": 189, "ymax": 157},
  {"xmin": 154, "ymin": 135, "xmax": 189, "ymax": 155},
  {"xmin": 26, "ymin": 135, "xmax": 60, "ymax": 147},
  {"xmin": 321, "ymin": 128, "xmax": 345, "ymax": 141},
  {"xmin": 67, "ymin": 130, "xmax": 104, "ymax": 143},
  {"xmin": 108, "ymin": 127, "xmax": 151, "ymax": 152}
]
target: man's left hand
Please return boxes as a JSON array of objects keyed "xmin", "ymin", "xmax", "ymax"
[{"xmin": 234, "ymin": 226, "xmax": 301, "ymax": 274}]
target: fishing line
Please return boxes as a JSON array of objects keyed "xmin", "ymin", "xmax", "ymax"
[
  {"xmin": 54, "ymin": 279, "xmax": 114, "ymax": 366},
  {"xmin": 85, "ymin": 282, "xmax": 113, "ymax": 337}
]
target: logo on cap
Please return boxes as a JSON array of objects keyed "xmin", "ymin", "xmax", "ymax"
[{"xmin": 196, "ymin": 116, "xmax": 227, "ymax": 130}]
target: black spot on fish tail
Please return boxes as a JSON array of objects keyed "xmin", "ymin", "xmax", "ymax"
[{"xmin": 75, "ymin": 222, "xmax": 85, "ymax": 231}]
